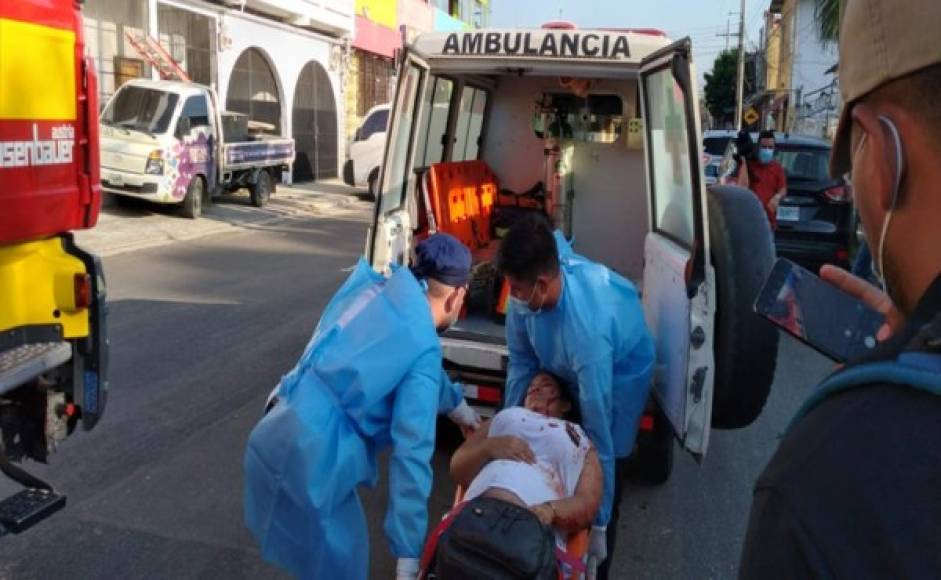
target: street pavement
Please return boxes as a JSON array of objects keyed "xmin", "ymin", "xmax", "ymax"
[{"xmin": 0, "ymin": 183, "xmax": 835, "ymax": 579}]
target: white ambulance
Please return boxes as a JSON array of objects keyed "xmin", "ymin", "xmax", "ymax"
[{"xmin": 367, "ymin": 25, "xmax": 779, "ymax": 481}]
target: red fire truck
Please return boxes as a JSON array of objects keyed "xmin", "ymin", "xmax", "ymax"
[{"xmin": 0, "ymin": 0, "xmax": 107, "ymax": 535}]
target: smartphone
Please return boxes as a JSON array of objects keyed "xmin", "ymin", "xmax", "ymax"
[{"xmin": 754, "ymin": 258, "xmax": 885, "ymax": 362}]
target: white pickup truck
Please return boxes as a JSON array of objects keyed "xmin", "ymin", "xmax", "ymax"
[{"xmin": 99, "ymin": 79, "xmax": 295, "ymax": 218}]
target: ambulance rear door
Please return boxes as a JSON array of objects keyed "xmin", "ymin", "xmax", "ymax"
[{"xmin": 638, "ymin": 38, "xmax": 716, "ymax": 458}]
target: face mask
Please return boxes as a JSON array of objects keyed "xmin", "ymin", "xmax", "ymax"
[
  {"xmin": 758, "ymin": 148, "xmax": 774, "ymax": 164},
  {"xmin": 856, "ymin": 116, "xmax": 904, "ymax": 297},
  {"xmin": 509, "ymin": 283, "xmax": 545, "ymax": 316}
]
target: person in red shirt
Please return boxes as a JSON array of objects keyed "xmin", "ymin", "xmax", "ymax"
[{"xmin": 735, "ymin": 130, "xmax": 788, "ymax": 228}]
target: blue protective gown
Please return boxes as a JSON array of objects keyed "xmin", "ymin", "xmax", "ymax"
[
  {"xmin": 244, "ymin": 259, "xmax": 462, "ymax": 580},
  {"xmin": 504, "ymin": 232, "xmax": 655, "ymax": 526}
]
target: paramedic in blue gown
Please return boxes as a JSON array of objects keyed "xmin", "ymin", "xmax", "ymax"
[
  {"xmin": 243, "ymin": 233, "xmax": 481, "ymax": 580},
  {"xmin": 497, "ymin": 214, "xmax": 656, "ymax": 579}
]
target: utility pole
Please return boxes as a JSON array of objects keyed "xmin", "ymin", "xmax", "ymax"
[
  {"xmin": 716, "ymin": 11, "xmax": 740, "ymax": 52},
  {"xmin": 734, "ymin": 0, "xmax": 747, "ymax": 130}
]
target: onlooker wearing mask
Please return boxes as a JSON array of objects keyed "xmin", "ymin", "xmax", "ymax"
[
  {"xmin": 734, "ymin": 130, "xmax": 787, "ymax": 229},
  {"xmin": 739, "ymin": 0, "xmax": 941, "ymax": 577}
]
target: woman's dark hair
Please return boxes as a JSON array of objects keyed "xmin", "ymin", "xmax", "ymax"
[
  {"xmin": 496, "ymin": 213, "xmax": 559, "ymax": 284},
  {"xmin": 538, "ymin": 371, "xmax": 581, "ymax": 424}
]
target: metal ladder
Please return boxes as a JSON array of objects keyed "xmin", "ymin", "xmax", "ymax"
[{"xmin": 124, "ymin": 31, "xmax": 191, "ymax": 82}]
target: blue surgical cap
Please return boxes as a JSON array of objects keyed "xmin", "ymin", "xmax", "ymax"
[{"xmin": 411, "ymin": 233, "xmax": 471, "ymax": 287}]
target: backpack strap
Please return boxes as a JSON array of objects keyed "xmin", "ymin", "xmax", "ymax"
[
  {"xmin": 789, "ymin": 352, "xmax": 941, "ymax": 431},
  {"xmin": 419, "ymin": 501, "xmax": 468, "ymax": 580}
]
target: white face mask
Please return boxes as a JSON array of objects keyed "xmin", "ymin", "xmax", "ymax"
[
  {"xmin": 509, "ymin": 283, "xmax": 546, "ymax": 316},
  {"xmin": 856, "ymin": 116, "xmax": 905, "ymax": 295}
]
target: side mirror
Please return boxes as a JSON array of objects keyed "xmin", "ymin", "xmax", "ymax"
[{"xmin": 176, "ymin": 116, "xmax": 191, "ymax": 139}]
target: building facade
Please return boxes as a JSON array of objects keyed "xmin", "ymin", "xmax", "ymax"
[
  {"xmin": 758, "ymin": 0, "xmax": 839, "ymax": 137},
  {"xmin": 82, "ymin": 0, "xmax": 354, "ymax": 182},
  {"xmin": 344, "ymin": 0, "xmax": 489, "ymax": 140}
]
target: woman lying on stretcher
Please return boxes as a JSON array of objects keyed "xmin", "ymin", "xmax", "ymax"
[{"xmin": 421, "ymin": 372, "xmax": 602, "ymax": 579}]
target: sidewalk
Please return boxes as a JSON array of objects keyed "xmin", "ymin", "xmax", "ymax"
[{"xmin": 76, "ymin": 180, "xmax": 373, "ymax": 257}]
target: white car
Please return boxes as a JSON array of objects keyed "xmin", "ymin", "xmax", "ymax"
[
  {"xmin": 367, "ymin": 26, "xmax": 781, "ymax": 482},
  {"xmin": 703, "ymin": 129, "xmax": 737, "ymax": 185},
  {"xmin": 343, "ymin": 103, "xmax": 389, "ymax": 198}
]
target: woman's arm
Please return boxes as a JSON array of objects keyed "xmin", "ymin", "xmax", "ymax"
[
  {"xmin": 532, "ymin": 447, "xmax": 603, "ymax": 532},
  {"xmin": 449, "ymin": 421, "xmax": 537, "ymax": 487}
]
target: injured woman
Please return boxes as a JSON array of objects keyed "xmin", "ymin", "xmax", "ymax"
[{"xmin": 426, "ymin": 372, "xmax": 602, "ymax": 579}]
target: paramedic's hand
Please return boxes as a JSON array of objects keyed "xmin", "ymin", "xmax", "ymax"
[
  {"xmin": 448, "ymin": 400, "xmax": 481, "ymax": 437},
  {"xmin": 395, "ymin": 557, "xmax": 419, "ymax": 580},
  {"xmin": 489, "ymin": 436, "xmax": 536, "ymax": 464},
  {"xmin": 588, "ymin": 525, "xmax": 607, "ymax": 564},
  {"xmin": 820, "ymin": 265, "xmax": 904, "ymax": 341}
]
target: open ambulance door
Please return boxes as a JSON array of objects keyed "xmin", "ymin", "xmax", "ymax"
[
  {"xmin": 368, "ymin": 51, "xmax": 429, "ymax": 271},
  {"xmin": 638, "ymin": 38, "xmax": 716, "ymax": 459}
]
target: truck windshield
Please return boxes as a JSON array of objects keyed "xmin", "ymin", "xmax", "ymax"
[{"xmin": 101, "ymin": 86, "xmax": 179, "ymax": 136}]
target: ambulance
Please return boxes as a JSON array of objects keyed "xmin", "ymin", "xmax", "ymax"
[{"xmin": 367, "ymin": 25, "xmax": 779, "ymax": 480}]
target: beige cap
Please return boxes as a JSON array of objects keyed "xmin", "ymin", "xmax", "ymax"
[{"xmin": 830, "ymin": 0, "xmax": 941, "ymax": 176}]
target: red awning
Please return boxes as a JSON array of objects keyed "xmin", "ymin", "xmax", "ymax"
[{"xmin": 353, "ymin": 15, "xmax": 399, "ymax": 59}]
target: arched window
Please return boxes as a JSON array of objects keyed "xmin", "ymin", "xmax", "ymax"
[{"xmin": 227, "ymin": 48, "xmax": 280, "ymax": 131}]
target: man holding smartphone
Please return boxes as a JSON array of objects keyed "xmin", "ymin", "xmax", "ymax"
[{"xmin": 739, "ymin": 0, "xmax": 941, "ymax": 577}]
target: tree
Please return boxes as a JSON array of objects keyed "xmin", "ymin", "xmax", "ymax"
[
  {"xmin": 704, "ymin": 50, "xmax": 738, "ymax": 127},
  {"xmin": 814, "ymin": 0, "xmax": 840, "ymax": 43}
]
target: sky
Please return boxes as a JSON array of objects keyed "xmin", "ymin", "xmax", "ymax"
[{"xmin": 490, "ymin": 0, "xmax": 768, "ymax": 85}]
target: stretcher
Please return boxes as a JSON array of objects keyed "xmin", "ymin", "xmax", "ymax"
[{"xmin": 419, "ymin": 485, "xmax": 595, "ymax": 579}]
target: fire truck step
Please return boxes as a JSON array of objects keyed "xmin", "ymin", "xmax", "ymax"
[
  {"xmin": 0, "ymin": 488, "xmax": 66, "ymax": 534},
  {"xmin": 0, "ymin": 342, "xmax": 72, "ymax": 396}
]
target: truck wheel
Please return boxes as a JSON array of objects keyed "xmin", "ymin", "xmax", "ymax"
[
  {"xmin": 251, "ymin": 170, "xmax": 272, "ymax": 208},
  {"xmin": 633, "ymin": 404, "xmax": 674, "ymax": 485},
  {"xmin": 367, "ymin": 168, "xmax": 379, "ymax": 201},
  {"xmin": 181, "ymin": 176, "xmax": 204, "ymax": 219},
  {"xmin": 707, "ymin": 185, "xmax": 779, "ymax": 429}
]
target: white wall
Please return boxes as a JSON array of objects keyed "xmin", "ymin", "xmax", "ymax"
[
  {"xmin": 217, "ymin": 9, "xmax": 345, "ymax": 182},
  {"xmin": 482, "ymin": 76, "xmax": 648, "ymax": 281},
  {"xmin": 793, "ymin": 0, "xmax": 838, "ymax": 101}
]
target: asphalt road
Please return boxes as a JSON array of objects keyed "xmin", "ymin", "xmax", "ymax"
[{"xmin": 0, "ymin": 204, "xmax": 835, "ymax": 579}]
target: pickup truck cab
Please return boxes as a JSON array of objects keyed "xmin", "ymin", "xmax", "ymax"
[
  {"xmin": 368, "ymin": 26, "xmax": 779, "ymax": 478},
  {"xmin": 100, "ymin": 79, "xmax": 295, "ymax": 218}
]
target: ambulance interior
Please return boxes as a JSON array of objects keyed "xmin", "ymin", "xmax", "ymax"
[{"xmin": 396, "ymin": 70, "xmax": 651, "ymax": 341}]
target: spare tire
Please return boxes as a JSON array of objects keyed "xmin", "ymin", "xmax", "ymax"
[{"xmin": 707, "ymin": 185, "xmax": 779, "ymax": 429}]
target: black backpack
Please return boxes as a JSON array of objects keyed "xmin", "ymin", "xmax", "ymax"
[{"xmin": 430, "ymin": 496, "xmax": 558, "ymax": 580}]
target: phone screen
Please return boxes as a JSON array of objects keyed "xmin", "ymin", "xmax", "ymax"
[{"xmin": 754, "ymin": 259, "xmax": 885, "ymax": 362}]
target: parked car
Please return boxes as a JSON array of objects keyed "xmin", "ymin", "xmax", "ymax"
[
  {"xmin": 343, "ymin": 103, "xmax": 389, "ymax": 199},
  {"xmin": 100, "ymin": 79, "xmax": 295, "ymax": 218},
  {"xmin": 702, "ymin": 129, "xmax": 737, "ymax": 185},
  {"xmin": 718, "ymin": 133, "xmax": 852, "ymax": 269}
]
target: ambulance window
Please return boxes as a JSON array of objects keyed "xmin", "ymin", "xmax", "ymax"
[
  {"xmin": 643, "ymin": 68, "xmax": 695, "ymax": 248},
  {"xmin": 415, "ymin": 76, "xmax": 455, "ymax": 166},
  {"xmin": 453, "ymin": 86, "xmax": 488, "ymax": 161},
  {"xmin": 381, "ymin": 64, "xmax": 424, "ymax": 213}
]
